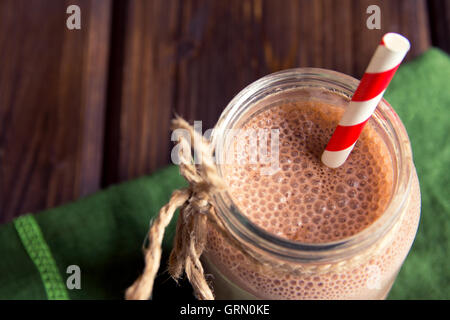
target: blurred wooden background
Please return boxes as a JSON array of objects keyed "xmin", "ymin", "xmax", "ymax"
[{"xmin": 0, "ymin": 0, "xmax": 448, "ymax": 223}]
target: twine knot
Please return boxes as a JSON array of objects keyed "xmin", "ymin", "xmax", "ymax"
[
  {"xmin": 125, "ymin": 117, "xmax": 226, "ymax": 300},
  {"xmin": 189, "ymin": 192, "xmax": 211, "ymax": 215}
]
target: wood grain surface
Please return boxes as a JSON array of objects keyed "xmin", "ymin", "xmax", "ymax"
[
  {"xmin": 429, "ymin": 0, "xmax": 450, "ymax": 53},
  {"xmin": 0, "ymin": 0, "xmax": 111, "ymax": 222},
  {"xmin": 104, "ymin": 0, "xmax": 180, "ymax": 184},
  {"xmin": 0, "ymin": 0, "xmax": 447, "ymax": 222}
]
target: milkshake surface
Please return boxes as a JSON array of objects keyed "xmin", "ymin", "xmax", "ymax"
[{"xmin": 222, "ymin": 100, "xmax": 393, "ymax": 243}]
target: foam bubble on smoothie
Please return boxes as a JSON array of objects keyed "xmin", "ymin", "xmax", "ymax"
[{"xmin": 222, "ymin": 100, "xmax": 394, "ymax": 243}]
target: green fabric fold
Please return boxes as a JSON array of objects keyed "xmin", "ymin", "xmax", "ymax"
[{"xmin": 0, "ymin": 48, "xmax": 448, "ymax": 300}]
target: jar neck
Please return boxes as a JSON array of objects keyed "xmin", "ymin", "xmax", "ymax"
[{"xmin": 211, "ymin": 68, "xmax": 413, "ymax": 264}]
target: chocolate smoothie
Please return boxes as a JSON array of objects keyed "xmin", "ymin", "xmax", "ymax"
[{"xmin": 203, "ymin": 86, "xmax": 421, "ymax": 299}]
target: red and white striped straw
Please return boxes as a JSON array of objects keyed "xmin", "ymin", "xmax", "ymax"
[{"xmin": 321, "ymin": 33, "xmax": 410, "ymax": 168}]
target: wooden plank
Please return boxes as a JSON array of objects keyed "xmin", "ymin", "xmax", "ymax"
[
  {"xmin": 0, "ymin": 0, "xmax": 111, "ymax": 222},
  {"xmin": 174, "ymin": 0, "xmax": 268, "ymax": 131},
  {"xmin": 103, "ymin": 0, "xmax": 180, "ymax": 184},
  {"xmin": 262, "ymin": 0, "xmax": 431, "ymax": 76},
  {"xmin": 428, "ymin": 0, "xmax": 450, "ymax": 53},
  {"xmin": 350, "ymin": 0, "xmax": 431, "ymax": 76}
]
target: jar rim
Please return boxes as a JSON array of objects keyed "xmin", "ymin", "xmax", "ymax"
[{"xmin": 211, "ymin": 68, "xmax": 413, "ymax": 263}]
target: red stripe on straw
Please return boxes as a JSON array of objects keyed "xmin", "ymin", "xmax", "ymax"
[
  {"xmin": 325, "ymin": 119, "xmax": 369, "ymax": 152},
  {"xmin": 351, "ymin": 65, "xmax": 400, "ymax": 101}
]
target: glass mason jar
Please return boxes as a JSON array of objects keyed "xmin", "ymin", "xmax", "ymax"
[{"xmin": 203, "ymin": 68, "xmax": 421, "ymax": 300}]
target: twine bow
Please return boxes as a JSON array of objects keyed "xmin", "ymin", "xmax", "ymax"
[{"xmin": 125, "ymin": 117, "xmax": 226, "ymax": 300}]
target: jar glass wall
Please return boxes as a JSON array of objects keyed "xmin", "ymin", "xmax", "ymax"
[{"xmin": 203, "ymin": 68, "xmax": 421, "ymax": 300}]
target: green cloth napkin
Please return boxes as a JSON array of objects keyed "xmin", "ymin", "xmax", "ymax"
[{"xmin": 0, "ymin": 49, "xmax": 449, "ymax": 300}]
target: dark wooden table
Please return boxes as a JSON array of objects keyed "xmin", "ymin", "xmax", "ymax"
[{"xmin": 0, "ymin": 0, "xmax": 448, "ymax": 223}]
